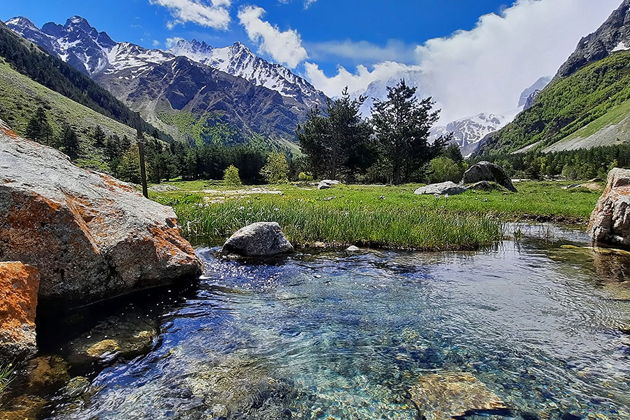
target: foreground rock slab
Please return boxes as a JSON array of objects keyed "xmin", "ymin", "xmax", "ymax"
[
  {"xmin": 0, "ymin": 123, "xmax": 201, "ymax": 304},
  {"xmin": 223, "ymin": 222, "xmax": 294, "ymax": 257},
  {"xmin": 0, "ymin": 262, "xmax": 39, "ymax": 362},
  {"xmin": 414, "ymin": 182, "xmax": 467, "ymax": 196},
  {"xmin": 410, "ymin": 372, "xmax": 506, "ymax": 419},
  {"xmin": 462, "ymin": 161, "xmax": 517, "ymax": 192},
  {"xmin": 589, "ymin": 168, "xmax": 630, "ymax": 247}
]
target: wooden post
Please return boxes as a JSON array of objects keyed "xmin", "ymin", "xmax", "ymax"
[{"xmin": 137, "ymin": 128, "xmax": 148, "ymax": 198}]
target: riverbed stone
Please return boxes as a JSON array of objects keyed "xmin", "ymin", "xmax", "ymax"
[
  {"xmin": 0, "ymin": 122, "xmax": 201, "ymax": 304},
  {"xmin": 64, "ymin": 315, "xmax": 158, "ymax": 369},
  {"xmin": 24, "ymin": 355, "xmax": 70, "ymax": 394},
  {"xmin": 409, "ymin": 372, "xmax": 507, "ymax": 419},
  {"xmin": 589, "ymin": 168, "xmax": 630, "ymax": 247},
  {"xmin": 223, "ymin": 222, "xmax": 294, "ymax": 257},
  {"xmin": 0, "ymin": 262, "xmax": 39, "ymax": 363},
  {"xmin": 414, "ymin": 182, "xmax": 467, "ymax": 196},
  {"xmin": 462, "ymin": 161, "xmax": 517, "ymax": 192}
]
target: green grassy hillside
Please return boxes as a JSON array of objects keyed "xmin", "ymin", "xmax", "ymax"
[
  {"xmin": 0, "ymin": 59, "xmax": 146, "ymax": 170},
  {"xmin": 479, "ymin": 51, "xmax": 630, "ymax": 155}
]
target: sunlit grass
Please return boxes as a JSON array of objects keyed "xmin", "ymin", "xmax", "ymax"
[{"xmin": 152, "ymin": 180, "xmax": 601, "ymax": 250}]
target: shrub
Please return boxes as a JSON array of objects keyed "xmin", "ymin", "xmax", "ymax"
[
  {"xmin": 261, "ymin": 153, "xmax": 289, "ymax": 184},
  {"xmin": 223, "ymin": 165, "xmax": 242, "ymax": 186},
  {"xmin": 298, "ymin": 172, "xmax": 314, "ymax": 182},
  {"xmin": 427, "ymin": 157, "xmax": 464, "ymax": 183}
]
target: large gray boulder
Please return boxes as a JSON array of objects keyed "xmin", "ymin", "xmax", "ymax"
[
  {"xmin": 589, "ymin": 168, "xmax": 630, "ymax": 246},
  {"xmin": 462, "ymin": 161, "xmax": 517, "ymax": 192},
  {"xmin": 414, "ymin": 182, "xmax": 467, "ymax": 196},
  {"xmin": 318, "ymin": 180, "xmax": 340, "ymax": 190},
  {"xmin": 223, "ymin": 222, "xmax": 294, "ymax": 257},
  {"xmin": 0, "ymin": 121, "xmax": 201, "ymax": 305}
]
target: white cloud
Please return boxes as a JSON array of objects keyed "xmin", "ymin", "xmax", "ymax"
[
  {"xmin": 165, "ymin": 37, "xmax": 185, "ymax": 48},
  {"xmin": 152, "ymin": 39, "xmax": 161, "ymax": 47},
  {"xmin": 305, "ymin": 0, "xmax": 621, "ymax": 123},
  {"xmin": 150, "ymin": 0, "xmax": 232, "ymax": 30},
  {"xmin": 237, "ymin": 5, "xmax": 308, "ymax": 68}
]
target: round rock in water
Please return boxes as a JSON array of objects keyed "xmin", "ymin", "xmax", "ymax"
[{"xmin": 223, "ymin": 222, "xmax": 294, "ymax": 257}]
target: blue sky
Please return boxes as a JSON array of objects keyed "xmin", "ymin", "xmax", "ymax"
[
  {"xmin": 0, "ymin": 0, "xmax": 622, "ymax": 122},
  {"xmin": 1, "ymin": 0, "xmax": 511, "ymax": 72}
]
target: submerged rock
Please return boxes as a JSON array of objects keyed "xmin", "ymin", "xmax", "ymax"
[
  {"xmin": 0, "ymin": 123, "xmax": 201, "ymax": 304},
  {"xmin": 0, "ymin": 262, "xmax": 39, "ymax": 363},
  {"xmin": 462, "ymin": 161, "xmax": 517, "ymax": 192},
  {"xmin": 409, "ymin": 372, "xmax": 507, "ymax": 419},
  {"xmin": 24, "ymin": 355, "xmax": 70, "ymax": 394},
  {"xmin": 589, "ymin": 168, "xmax": 630, "ymax": 247},
  {"xmin": 64, "ymin": 315, "xmax": 158, "ymax": 369},
  {"xmin": 414, "ymin": 182, "xmax": 467, "ymax": 196},
  {"xmin": 223, "ymin": 222, "xmax": 294, "ymax": 257}
]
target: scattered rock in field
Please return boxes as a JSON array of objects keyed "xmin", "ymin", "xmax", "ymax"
[
  {"xmin": 467, "ymin": 181, "xmax": 507, "ymax": 192},
  {"xmin": 223, "ymin": 222, "xmax": 294, "ymax": 257},
  {"xmin": 64, "ymin": 315, "xmax": 158, "ymax": 369},
  {"xmin": 322, "ymin": 196, "xmax": 336, "ymax": 201},
  {"xmin": 346, "ymin": 245, "xmax": 360, "ymax": 252},
  {"xmin": 0, "ymin": 124, "xmax": 201, "ymax": 305},
  {"xmin": 414, "ymin": 182, "xmax": 467, "ymax": 196},
  {"xmin": 409, "ymin": 372, "xmax": 507, "ymax": 419},
  {"xmin": 149, "ymin": 184, "xmax": 180, "ymax": 192},
  {"xmin": 0, "ymin": 262, "xmax": 39, "ymax": 363},
  {"xmin": 24, "ymin": 355, "xmax": 70, "ymax": 394},
  {"xmin": 589, "ymin": 168, "xmax": 630, "ymax": 247},
  {"xmin": 318, "ymin": 180, "xmax": 341, "ymax": 190},
  {"xmin": 563, "ymin": 182, "xmax": 603, "ymax": 191},
  {"xmin": 462, "ymin": 161, "xmax": 517, "ymax": 192}
]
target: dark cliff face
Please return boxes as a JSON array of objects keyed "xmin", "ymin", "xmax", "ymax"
[{"xmin": 556, "ymin": 0, "xmax": 630, "ymax": 78}]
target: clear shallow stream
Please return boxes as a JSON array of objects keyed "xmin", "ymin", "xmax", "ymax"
[{"xmin": 41, "ymin": 225, "xmax": 630, "ymax": 419}]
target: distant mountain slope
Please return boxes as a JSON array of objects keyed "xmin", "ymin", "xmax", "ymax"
[
  {"xmin": 0, "ymin": 58, "xmax": 146, "ymax": 168},
  {"xmin": 167, "ymin": 39, "xmax": 327, "ymax": 110},
  {"xmin": 477, "ymin": 0, "xmax": 630, "ymax": 156},
  {"xmin": 0, "ymin": 21, "xmax": 168, "ymax": 141},
  {"xmin": 431, "ymin": 113, "xmax": 507, "ymax": 156},
  {"xmin": 6, "ymin": 16, "xmax": 326, "ymax": 144}
]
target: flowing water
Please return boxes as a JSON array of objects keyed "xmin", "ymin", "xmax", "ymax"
[{"xmin": 28, "ymin": 226, "xmax": 630, "ymax": 419}]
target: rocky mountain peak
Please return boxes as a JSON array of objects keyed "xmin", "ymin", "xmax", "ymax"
[
  {"xmin": 5, "ymin": 16, "xmax": 37, "ymax": 30},
  {"xmin": 556, "ymin": 0, "xmax": 630, "ymax": 78}
]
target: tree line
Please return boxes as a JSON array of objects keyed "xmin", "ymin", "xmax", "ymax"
[{"xmin": 298, "ymin": 81, "xmax": 450, "ymax": 184}]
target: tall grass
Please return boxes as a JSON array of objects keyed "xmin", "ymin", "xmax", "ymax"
[
  {"xmin": 0, "ymin": 363, "xmax": 14, "ymax": 396},
  {"xmin": 172, "ymin": 198, "xmax": 503, "ymax": 251}
]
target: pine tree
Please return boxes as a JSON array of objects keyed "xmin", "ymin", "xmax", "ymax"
[
  {"xmin": 223, "ymin": 165, "xmax": 242, "ymax": 186},
  {"xmin": 60, "ymin": 125, "xmax": 80, "ymax": 160},
  {"xmin": 93, "ymin": 125, "xmax": 106, "ymax": 147},
  {"xmin": 371, "ymin": 80, "xmax": 443, "ymax": 184},
  {"xmin": 298, "ymin": 88, "xmax": 373, "ymax": 179},
  {"xmin": 25, "ymin": 106, "xmax": 54, "ymax": 146}
]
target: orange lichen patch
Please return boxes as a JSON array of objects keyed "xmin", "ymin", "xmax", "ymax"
[
  {"xmin": 6, "ymin": 192, "xmax": 62, "ymax": 229},
  {"xmin": 99, "ymin": 173, "xmax": 137, "ymax": 194},
  {"xmin": 0, "ymin": 262, "xmax": 39, "ymax": 342},
  {"xmin": 0, "ymin": 124, "xmax": 19, "ymax": 138},
  {"xmin": 148, "ymin": 225, "xmax": 197, "ymax": 260}
]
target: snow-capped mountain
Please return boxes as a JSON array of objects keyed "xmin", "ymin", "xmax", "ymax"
[
  {"xmin": 431, "ymin": 113, "xmax": 507, "ymax": 156},
  {"xmin": 5, "ymin": 16, "xmax": 327, "ymax": 110},
  {"xmin": 6, "ymin": 15, "xmax": 327, "ymax": 143},
  {"xmin": 518, "ymin": 76, "xmax": 551, "ymax": 110},
  {"xmin": 167, "ymin": 39, "xmax": 327, "ymax": 109}
]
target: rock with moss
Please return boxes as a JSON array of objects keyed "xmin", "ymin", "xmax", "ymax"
[
  {"xmin": 64, "ymin": 315, "xmax": 158, "ymax": 369},
  {"xmin": 589, "ymin": 168, "xmax": 630, "ymax": 247},
  {"xmin": 462, "ymin": 161, "xmax": 517, "ymax": 192}
]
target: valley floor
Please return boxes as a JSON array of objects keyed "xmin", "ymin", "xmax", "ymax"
[{"xmin": 151, "ymin": 180, "xmax": 602, "ymax": 251}]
